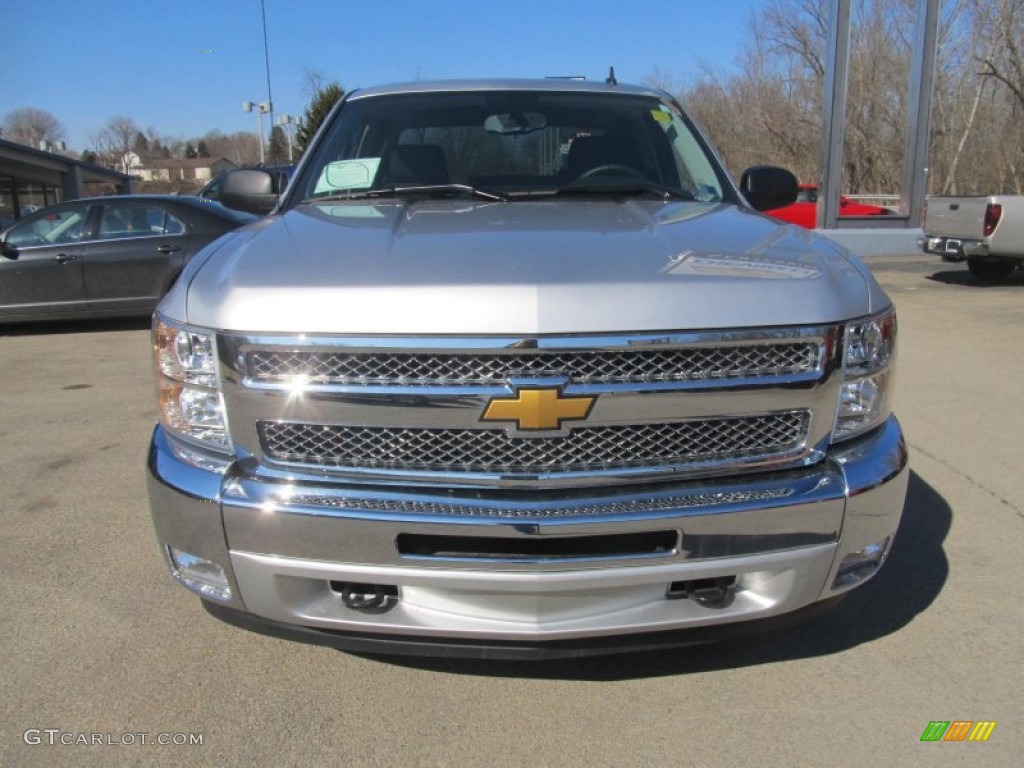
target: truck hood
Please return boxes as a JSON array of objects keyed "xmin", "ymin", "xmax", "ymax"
[{"xmin": 179, "ymin": 199, "xmax": 881, "ymax": 335}]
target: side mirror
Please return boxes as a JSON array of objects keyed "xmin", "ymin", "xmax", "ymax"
[
  {"xmin": 0, "ymin": 238, "xmax": 18, "ymax": 260},
  {"xmin": 739, "ymin": 166, "xmax": 799, "ymax": 212},
  {"xmin": 219, "ymin": 169, "xmax": 278, "ymax": 215}
]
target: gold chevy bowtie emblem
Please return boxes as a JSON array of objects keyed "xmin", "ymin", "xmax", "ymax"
[{"xmin": 482, "ymin": 388, "xmax": 596, "ymax": 431}]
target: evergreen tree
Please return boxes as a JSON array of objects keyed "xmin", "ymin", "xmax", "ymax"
[
  {"xmin": 196, "ymin": 140, "xmax": 210, "ymax": 158},
  {"xmin": 268, "ymin": 126, "xmax": 289, "ymax": 164},
  {"xmin": 132, "ymin": 131, "xmax": 150, "ymax": 157},
  {"xmin": 295, "ymin": 82, "xmax": 344, "ymax": 156}
]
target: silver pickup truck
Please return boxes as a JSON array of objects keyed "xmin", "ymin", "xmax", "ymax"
[
  {"xmin": 147, "ymin": 79, "xmax": 908, "ymax": 659},
  {"xmin": 919, "ymin": 194, "xmax": 1024, "ymax": 280}
]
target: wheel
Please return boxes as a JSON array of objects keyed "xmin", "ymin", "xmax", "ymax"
[{"xmin": 967, "ymin": 257, "xmax": 1016, "ymax": 281}]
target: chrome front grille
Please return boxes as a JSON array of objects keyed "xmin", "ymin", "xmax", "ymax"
[
  {"xmin": 259, "ymin": 411, "xmax": 810, "ymax": 475},
  {"xmin": 221, "ymin": 327, "xmax": 841, "ymax": 488},
  {"xmin": 246, "ymin": 342, "xmax": 820, "ymax": 387}
]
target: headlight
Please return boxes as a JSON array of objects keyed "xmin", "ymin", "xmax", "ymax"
[
  {"xmin": 833, "ymin": 307, "xmax": 896, "ymax": 441},
  {"xmin": 154, "ymin": 316, "xmax": 231, "ymax": 452}
]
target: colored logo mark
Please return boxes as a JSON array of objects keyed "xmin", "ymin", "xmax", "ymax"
[
  {"xmin": 920, "ymin": 721, "xmax": 997, "ymax": 742},
  {"xmin": 482, "ymin": 387, "xmax": 595, "ymax": 431}
]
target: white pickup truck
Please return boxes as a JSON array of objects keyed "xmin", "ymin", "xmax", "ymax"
[{"xmin": 919, "ymin": 195, "xmax": 1024, "ymax": 280}]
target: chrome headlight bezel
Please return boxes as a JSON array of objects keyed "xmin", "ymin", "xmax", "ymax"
[
  {"xmin": 833, "ymin": 307, "xmax": 896, "ymax": 442},
  {"xmin": 153, "ymin": 314, "xmax": 231, "ymax": 453}
]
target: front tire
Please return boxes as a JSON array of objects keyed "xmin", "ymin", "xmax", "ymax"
[{"xmin": 967, "ymin": 257, "xmax": 1016, "ymax": 281}]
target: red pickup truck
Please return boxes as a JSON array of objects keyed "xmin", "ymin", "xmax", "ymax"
[{"xmin": 765, "ymin": 184, "xmax": 892, "ymax": 229}]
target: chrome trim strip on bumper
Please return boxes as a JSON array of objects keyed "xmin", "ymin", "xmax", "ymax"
[{"xmin": 217, "ymin": 465, "xmax": 845, "ymax": 570}]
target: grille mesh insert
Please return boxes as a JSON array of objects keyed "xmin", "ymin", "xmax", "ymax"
[
  {"xmin": 247, "ymin": 343, "xmax": 820, "ymax": 387},
  {"xmin": 260, "ymin": 411, "xmax": 809, "ymax": 475}
]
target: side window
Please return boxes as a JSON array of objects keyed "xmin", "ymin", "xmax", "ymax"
[
  {"xmin": 161, "ymin": 211, "xmax": 185, "ymax": 235},
  {"xmin": 99, "ymin": 204, "xmax": 184, "ymax": 238},
  {"xmin": 4, "ymin": 205, "xmax": 90, "ymax": 248}
]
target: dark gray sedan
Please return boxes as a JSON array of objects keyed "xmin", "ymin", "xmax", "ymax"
[{"xmin": 0, "ymin": 195, "xmax": 255, "ymax": 323}]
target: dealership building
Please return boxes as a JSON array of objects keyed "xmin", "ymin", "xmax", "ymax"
[{"xmin": 0, "ymin": 138, "xmax": 132, "ymax": 229}]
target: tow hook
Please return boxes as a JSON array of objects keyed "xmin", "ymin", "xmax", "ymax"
[
  {"xmin": 667, "ymin": 576, "xmax": 736, "ymax": 607},
  {"xmin": 332, "ymin": 582, "xmax": 399, "ymax": 613}
]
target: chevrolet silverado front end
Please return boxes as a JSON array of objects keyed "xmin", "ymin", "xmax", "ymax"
[{"xmin": 146, "ymin": 80, "xmax": 907, "ymax": 659}]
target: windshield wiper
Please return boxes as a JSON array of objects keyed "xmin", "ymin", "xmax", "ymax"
[
  {"xmin": 551, "ymin": 184, "xmax": 695, "ymax": 201},
  {"xmin": 304, "ymin": 184, "xmax": 508, "ymax": 204}
]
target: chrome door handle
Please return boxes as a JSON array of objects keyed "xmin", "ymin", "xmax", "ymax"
[
  {"xmin": 157, "ymin": 245, "xmax": 182, "ymax": 254},
  {"xmin": 54, "ymin": 253, "xmax": 77, "ymax": 263}
]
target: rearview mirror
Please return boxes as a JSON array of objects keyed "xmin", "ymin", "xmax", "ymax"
[{"xmin": 484, "ymin": 112, "xmax": 547, "ymax": 135}]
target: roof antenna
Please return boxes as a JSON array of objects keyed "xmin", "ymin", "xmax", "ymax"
[{"xmin": 606, "ymin": 66, "xmax": 618, "ymax": 86}]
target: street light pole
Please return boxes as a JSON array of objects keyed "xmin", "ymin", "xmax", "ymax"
[
  {"xmin": 242, "ymin": 100, "xmax": 272, "ymax": 164},
  {"xmin": 276, "ymin": 114, "xmax": 300, "ymax": 162}
]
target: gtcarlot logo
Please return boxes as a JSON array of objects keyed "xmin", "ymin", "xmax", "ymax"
[
  {"xmin": 23, "ymin": 729, "xmax": 203, "ymax": 747},
  {"xmin": 920, "ymin": 721, "xmax": 997, "ymax": 742}
]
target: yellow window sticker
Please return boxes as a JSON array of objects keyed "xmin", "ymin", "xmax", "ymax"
[{"xmin": 650, "ymin": 109, "xmax": 672, "ymax": 124}]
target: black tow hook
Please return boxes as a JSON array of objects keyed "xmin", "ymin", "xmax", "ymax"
[
  {"xmin": 332, "ymin": 582, "xmax": 399, "ymax": 613},
  {"xmin": 667, "ymin": 576, "xmax": 736, "ymax": 607}
]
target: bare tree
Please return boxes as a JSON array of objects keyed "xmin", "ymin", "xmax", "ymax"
[
  {"xmin": 301, "ymin": 66, "xmax": 328, "ymax": 98},
  {"xmin": 2, "ymin": 107, "xmax": 66, "ymax": 149},
  {"xmin": 976, "ymin": 0, "xmax": 1024, "ymax": 112},
  {"xmin": 90, "ymin": 115, "xmax": 142, "ymax": 174},
  {"xmin": 642, "ymin": 66, "xmax": 686, "ymax": 96},
  {"xmin": 673, "ymin": 0, "xmax": 1024, "ymax": 196},
  {"xmin": 195, "ymin": 130, "xmax": 262, "ymax": 165},
  {"xmin": 924, "ymin": 0, "xmax": 1024, "ymax": 194}
]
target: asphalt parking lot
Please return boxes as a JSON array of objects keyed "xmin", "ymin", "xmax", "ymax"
[{"xmin": 1, "ymin": 254, "xmax": 1021, "ymax": 767}]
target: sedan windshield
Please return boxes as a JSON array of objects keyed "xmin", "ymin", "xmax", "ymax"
[{"xmin": 292, "ymin": 90, "xmax": 728, "ymax": 205}]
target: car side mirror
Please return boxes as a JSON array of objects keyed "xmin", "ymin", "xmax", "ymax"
[
  {"xmin": 0, "ymin": 238, "xmax": 18, "ymax": 260},
  {"xmin": 739, "ymin": 166, "xmax": 799, "ymax": 212},
  {"xmin": 219, "ymin": 169, "xmax": 278, "ymax": 215}
]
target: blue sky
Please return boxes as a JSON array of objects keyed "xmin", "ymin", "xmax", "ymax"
[{"xmin": 4, "ymin": 0, "xmax": 758, "ymax": 152}]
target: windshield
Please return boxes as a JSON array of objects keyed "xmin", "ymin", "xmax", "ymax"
[{"xmin": 290, "ymin": 90, "xmax": 729, "ymax": 205}]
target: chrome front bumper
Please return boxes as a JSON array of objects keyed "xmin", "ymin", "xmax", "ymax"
[{"xmin": 147, "ymin": 416, "xmax": 908, "ymax": 654}]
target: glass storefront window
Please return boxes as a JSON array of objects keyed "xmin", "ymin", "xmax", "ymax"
[
  {"xmin": 17, "ymin": 182, "xmax": 61, "ymax": 213},
  {"xmin": 0, "ymin": 176, "xmax": 15, "ymax": 231},
  {"xmin": 0, "ymin": 177, "xmax": 62, "ymax": 231}
]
